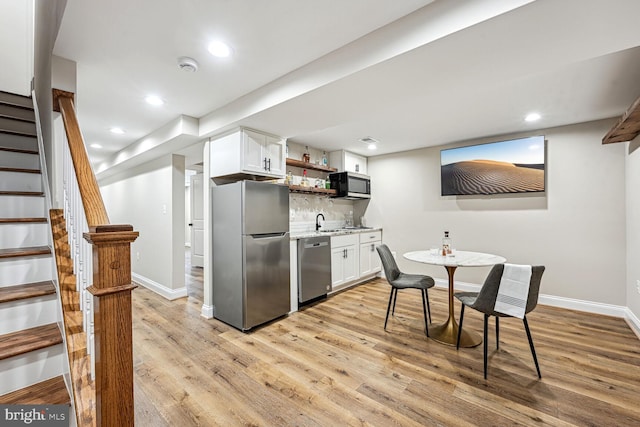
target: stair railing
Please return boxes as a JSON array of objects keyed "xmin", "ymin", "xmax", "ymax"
[
  {"xmin": 53, "ymin": 89, "xmax": 138, "ymax": 427},
  {"xmin": 63, "ymin": 144, "xmax": 96, "ymax": 377}
]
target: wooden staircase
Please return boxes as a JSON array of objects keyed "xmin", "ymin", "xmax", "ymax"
[{"xmin": 0, "ymin": 91, "xmax": 70, "ymax": 407}]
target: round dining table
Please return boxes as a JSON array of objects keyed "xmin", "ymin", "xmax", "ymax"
[{"xmin": 403, "ymin": 250, "xmax": 506, "ymax": 347}]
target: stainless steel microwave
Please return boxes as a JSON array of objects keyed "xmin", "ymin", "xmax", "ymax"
[{"xmin": 329, "ymin": 171, "xmax": 371, "ymax": 199}]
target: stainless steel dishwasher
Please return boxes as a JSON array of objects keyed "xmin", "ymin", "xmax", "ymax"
[{"xmin": 298, "ymin": 236, "xmax": 331, "ymax": 304}]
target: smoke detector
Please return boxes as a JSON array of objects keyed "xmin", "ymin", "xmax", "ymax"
[
  {"xmin": 358, "ymin": 136, "xmax": 378, "ymax": 144},
  {"xmin": 177, "ymin": 56, "xmax": 199, "ymax": 72}
]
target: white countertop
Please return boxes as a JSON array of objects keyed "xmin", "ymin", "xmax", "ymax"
[
  {"xmin": 403, "ymin": 250, "xmax": 506, "ymax": 267},
  {"xmin": 290, "ymin": 227, "xmax": 382, "ymax": 240}
]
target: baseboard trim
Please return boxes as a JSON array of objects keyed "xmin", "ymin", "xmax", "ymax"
[
  {"xmin": 624, "ymin": 308, "xmax": 640, "ymax": 339},
  {"xmin": 537, "ymin": 294, "xmax": 627, "ymax": 318},
  {"xmin": 201, "ymin": 304, "xmax": 214, "ymax": 319},
  {"xmin": 434, "ymin": 278, "xmax": 628, "ymax": 318},
  {"xmin": 132, "ymin": 273, "xmax": 187, "ymax": 301}
]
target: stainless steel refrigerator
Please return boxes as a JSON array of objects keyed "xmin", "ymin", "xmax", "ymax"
[{"xmin": 212, "ymin": 180, "xmax": 290, "ymax": 331}]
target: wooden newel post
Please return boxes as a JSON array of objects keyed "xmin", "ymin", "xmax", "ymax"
[{"xmin": 84, "ymin": 225, "xmax": 139, "ymax": 427}]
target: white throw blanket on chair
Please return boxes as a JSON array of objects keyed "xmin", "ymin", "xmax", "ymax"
[{"xmin": 494, "ymin": 263, "xmax": 532, "ymax": 319}]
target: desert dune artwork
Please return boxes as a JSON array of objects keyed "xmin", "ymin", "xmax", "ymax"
[{"xmin": 441, "ymin": 136, "xmax": 545, "ymax": 196}]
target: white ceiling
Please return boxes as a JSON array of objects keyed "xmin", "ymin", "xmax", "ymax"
[{"xmin": 39, "ymin": 0, "xmax": 640, "ymax": 173}]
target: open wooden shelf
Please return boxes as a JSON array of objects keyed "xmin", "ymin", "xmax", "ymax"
[
  {"xmin": 603, "ymin": 95, "xmax": 640, "ymax": 144},
  {"xmin": 286, "ymin": 158, "xmax": 337, "ymax": 173},
  {"xmin": 288, "ymin": 185, "xmax": 337, "ymax": 195}
]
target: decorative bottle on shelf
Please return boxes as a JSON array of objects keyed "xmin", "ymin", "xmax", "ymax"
[
  {"xmin": 442, "ymin": 231, "xmax": 452, "ymax": 256},
  {"xmin": 285, "ymin": 171, "xmax": 293, "ymax": 185},
  {"xmin": 322, "ymin": 151, "xmax": 328, "ymax": 166},
  {"xmin": 301, "ymin": 169, "xmax": 309, "ymax": 187},
  {"xmin": 302, "ymin": 146, "xmax": 310, "ymax": 163}
]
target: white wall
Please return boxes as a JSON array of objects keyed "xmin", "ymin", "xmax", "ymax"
[
  {"xmin": 100, "ymin": 154, "xmax": 186, "ymax": 299},
  {"xmin": 34, "ymin": 0, "xmax": 67, "ymax": 190},
  {"xmin": 626, "ymin": 137, "xmax": 640, "ymax": 323},
  {"xmin": 50, "ymin": 55, "xmax": 76, "ymax": 209},
  {"xmin": 366, "ymin": 119, "xmax": 627, "ymax": 306}
]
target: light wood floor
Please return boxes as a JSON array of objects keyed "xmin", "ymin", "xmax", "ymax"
[{"xmin": 132, "ymin": 257, "xmax": 640, "ymax": 426}]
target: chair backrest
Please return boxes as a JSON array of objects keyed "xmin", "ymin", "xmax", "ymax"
[
  {"xmin": 474, "ymin": 264, "xmax": 545, "ymax": 315},
  {"xmin": 376, "ymin": 244, "xmax": 401, "ymax": 282}
]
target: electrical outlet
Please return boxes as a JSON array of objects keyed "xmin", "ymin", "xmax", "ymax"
[
  {"xmin": 162, "ymin": 204, "xmax": 167, "ymax": 214},
  {"xmin": 637, "ymin": 279, "xmax": 640, "ymax": 294},
  {"xmin": 136, "ymin": 252, "xmax": 140, "ymax": 261}
]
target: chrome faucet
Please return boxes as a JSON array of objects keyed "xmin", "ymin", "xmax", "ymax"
[{"xmin": 315, "ymin": 213, "xmax": 325, "ymax": 231}]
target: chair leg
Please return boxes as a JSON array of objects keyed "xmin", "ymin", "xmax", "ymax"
[
  {"xmin": 391, "ymin": 288, "xmax": 398, "ymax": 315},
  {"xmin": 425, "ymin": 289, "xmax": 432, "ymax": 323},
  {"xmin": 496, "ymin": 316, "xmax": 500, "ymax": 350},
  {"xmin": 456, "ymin": 304, "xmax": 465, "ymax": 350},
  {"xmin": 384, "ymin": 288, "xmax": 394, "ymax": 330},
  {"xmin": 523, "ymin": 316, "xmax": 542, "ymax": 379},
  {"xmin": 483, "ymin": 314, "xmax": 489, "ymax": 380},
  {"xmin": 420, "ymin": 289, "xmax": 429, "ymax": 337}
]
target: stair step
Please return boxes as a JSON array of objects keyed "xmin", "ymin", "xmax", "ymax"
[
  {"xmin": 0, "ymin": 166, "xmax": 40, "ymax": 174},
  {"xmin": 0, "ymin": 256, "xmax": 54, "ymax": 288},
  {"xmin": 0, "ymin": 146, "xmax": 38, "ymax": 155},
  {"xmin": 0, "ymin": 191, "xmax": 44, "ymax": 197},
  {"xmin": 0, "ymin": 171, "xmax": 43, "ymax": 192},
  {"xmin": 0, "ymin": 117, "xmax": 37, "ymax": 137},
  {"xmin": 0, "ymin": 217, "xmax": 47, "ymax": 223},
  {"xmin": 0, "ymin": 195, "xmax": 45, "ymax": 219},
  {"xmin": 0, "ymin": 104, "xmax": 36, "ymax": 123},
  {"xmin": 0, "ymin": 376, "xmax": 70, "ymax": 405},
  {"xmin": 0, "ymin": 222, "xmax": 49, "ymax": 248},
  {"xmin": 0, "ymin": 246, "xmax": 51, "ymax": 259},
  {"xmin": 0, "ymin": 150, "xmax": 40, "ymax": 169},
  {"xmin": 0, "ymin": 323, "xmax": 62, "ymax": 361},
  {"xmin": 0, "ymin": 133, "xmax": 38, "ymax": 152},
  {"xmin": 0, "ymin": 281, "xmax": 56, "ymax": 304},
  {"xmin": 0, "ymin": 91, "xmax": 33, "ymax": 110}
]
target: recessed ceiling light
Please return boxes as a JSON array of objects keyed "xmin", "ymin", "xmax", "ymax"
[
  {"xmin": 208, "ymin": 40, "xmax": 232, "ymax": 58},
  {"xmin": 145, "ymin": 95, "xmax": 164, "ymax": 106},
  {"xmin": 110, "ymin": 127, "xmax": 125, "ymax": 134},
  {"xmin": 367, "ymin": 143, "xmax": 377, "ymax": 150},
  {"xmin": 90, "ymin": 143, "xmax": 102, "ymax": 149},
  {"xmin": 525, "ymin": 112, "xmax": 541, "ymax": 122}
]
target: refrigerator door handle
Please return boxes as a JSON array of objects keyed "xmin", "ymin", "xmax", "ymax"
[{"xmin": 250, "ymin": 232, "xmax": 288, "ymax": 239}]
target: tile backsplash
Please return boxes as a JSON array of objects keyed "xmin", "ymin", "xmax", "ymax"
[{"xmin": 289, "ymin": 193, "xmax": 355, "ymax": 233}]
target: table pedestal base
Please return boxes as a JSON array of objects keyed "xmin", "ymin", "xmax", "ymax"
[{"xmin": 430, "ymin": 317, "xmax": 482, "ymax": 347}]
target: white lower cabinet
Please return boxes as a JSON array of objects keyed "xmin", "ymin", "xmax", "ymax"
[
  {"xmin": 330, "ymin": 235, "xmax": 359, "ymax": 289},
  {"xmin": 359, "ymin": 231, "xmax": 382, "ymax": 277}
]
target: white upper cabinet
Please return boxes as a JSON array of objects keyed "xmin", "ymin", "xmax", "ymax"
[
  {"xmin": 329, "ymin": 150, "xmax": 367, "ymax": 174},
  {"xmin": 210, "ymin": 128, "xmax": 286, "ymax": 180}
]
